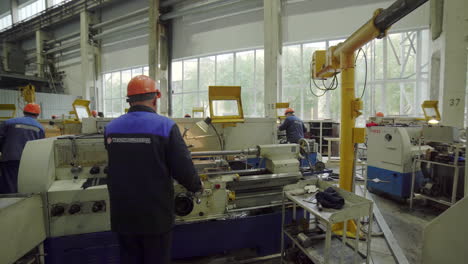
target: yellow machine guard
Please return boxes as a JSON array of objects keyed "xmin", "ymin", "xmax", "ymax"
[
  {"xmin": 192, "ymin": 107, "xmax": 205, "ymax": 118},
  {"xmin": 275, "ymin": 102, "xmax": 290, "ymax": 120},
  {"xmin": 0, "ymin": 104, "xmax": 17, "ymax": 120},
  {"xmin": 421, "ymin": 100, "xmax": 441, "ymax": 121},
  {"xmin": 71, "ymin": 99, "xmax": 91, "ymax": 121},
  {"xmin": 208, "ymin": 86, "xmax": 244, "ymax": 124}
]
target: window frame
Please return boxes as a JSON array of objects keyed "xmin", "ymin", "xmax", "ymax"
[
  {"xmin": 171, "ymin": 48, "xmax": 265, "ymax": 118},
  {"xmin": 18, "ymin": 0, "xmax": 45, "ymax": 21},
  {"xmin": 101, "ymin": 65, "xmax": 148, "ymax": 117},
  {"xmin": 0, "ymin": 13, "xmax": 12, "ymax": 31}
]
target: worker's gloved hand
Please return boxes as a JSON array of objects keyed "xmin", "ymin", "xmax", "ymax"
[{"xmin": 193, "ymin": 181, "xmax": 204, "ymax": 204}]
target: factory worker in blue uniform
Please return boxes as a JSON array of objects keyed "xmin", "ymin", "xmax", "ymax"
[
  {"xmin": 104, "ymin": 75, "xmax": 203, "ymax": 264},
  {"xmin": 278, "ymin": 107, "xmax": 307, "ymax": 143},
  {"xmin": 0, "ymin": 103, "xmax": 45, "ymax": 194}
]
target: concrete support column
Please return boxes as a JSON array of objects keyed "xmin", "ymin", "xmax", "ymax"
[
  {"xmin": 80, "ymin": 11, "xmax": 92, "ymax": 100},
  {"xmin": 11, "ymin": 0, "xmax": 19, "ymax": 24},
  {"xmin": 430, "ymin": 0, "xmax": 468, "ymax": 128},
  {"xmin": 35, "ymin": 30, "xmax": 51, "ymax": 78},
  {"xmin": 1, "ymin": 42, "xmax": 13, "ymax": 72},
  {"xmin": 263, "ymin": 0, "xmax": 282, "ymax": 118},
  {"xmin": 93, "ymin": 45, "xmax": 102, "ymax": 111},
  {"xmin": 46, "ymin": 0, "xmax": 54, "ymax": 9},
  {"xmin": 159, "ymin": 26, "xmax": 169, "ymax": 116},
  {"xmin": 149, "ymin": 0, "xmax": 167, "ymax": 115}
]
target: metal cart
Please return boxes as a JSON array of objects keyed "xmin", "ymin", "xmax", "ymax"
[{"xmin": 281, "ymin": 180, "xmax": 373, "ymax": 264}]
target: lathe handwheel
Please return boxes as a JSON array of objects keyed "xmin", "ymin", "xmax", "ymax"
[
  {"xmin": 315, "ymin": 161, "xmax": 325, "ymax": 172},
  {"xmin": 174, "ymin": 193, "xmax": 194, "ymax": 217}
]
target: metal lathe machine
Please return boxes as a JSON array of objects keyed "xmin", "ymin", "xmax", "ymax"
[
  {"xmin": 366, "ymin": 117, "xmax": 428, "ymax": 199},
  {"xmin": 11, "ymin": 134, "xmax": 316, "ymax": 263}
]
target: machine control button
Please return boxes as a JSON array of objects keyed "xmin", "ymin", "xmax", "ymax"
[
  {"xmin": 68, "ymin": 204, "xmax": 81, "ymax": 215},
  {"xmin": 90, "ymin": 166, "xmax": 100, "ymax": 175},
  {"xmin": 92, "ymin": 201, "xmax": 105, "ymax": 212},
  {"xmin": 51, "ymin": 205, "xmax": 65, "ymax": 217},
  {"xmin": 385, "ymin": 134, "xmax": 393, "ymax": 142},
  {"xmin": 215, "ymin": 184, "xmax": 221, "ymax": 189},
  {"xmin": 71, "ymin": 166, "xmax": 83, "ymax": 180}
]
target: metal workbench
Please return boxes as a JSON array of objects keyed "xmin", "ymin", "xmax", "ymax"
[{"xmin": 280, "ymin": 180, "xmax": 373, "ymax": 264}]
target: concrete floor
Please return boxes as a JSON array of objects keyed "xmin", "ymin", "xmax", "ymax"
[
  {"xmin": 368, "ymin": 189, "xmax": 441, "ymax": 264},
  {"xmin": 175, "ymin": 165, "xmax": 444, "ymax": 264}
]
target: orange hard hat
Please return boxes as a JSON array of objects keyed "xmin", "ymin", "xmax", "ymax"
[
  {"xmin": 91, "ymin": 110, "xmax": 98, "ymax": 117},
  {"xmin": 127, "ymin": 75, "xmax": 161, "ymax": 98},
  {"xmin": 376, "ymin": 112, "xmax": 384, "ymax": 117},
  {"xmin": 284, "ymin": 108, "xmax": 295, "ymax": 115},
  {"xmin": 24, "ymin": 103, "xmax": 41, "ymax": 115}
]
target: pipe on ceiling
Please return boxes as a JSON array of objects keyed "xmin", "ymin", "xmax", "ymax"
[
  {"xmin": 45, "ymin": 31, "xmax": 80, "ymax": 45},
  {"xmin": 91, "ymin": 7, "xmax": 149, "ymax": 29},
  {"xmin": 160, "ymin": 0, "xmax": 252, "ymax": 20},
  {"xmin": 92, "ymin": 18, "xmax": 149, "ymax": 40}
]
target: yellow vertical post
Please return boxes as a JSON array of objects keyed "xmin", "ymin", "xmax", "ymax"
[
  {"xmin": 332, "ymin": 52, "xmax": 361, "ymax": 237},
  {"xmin": 338, "ymin": 54, "xmax": 356, "ymax": 192}
]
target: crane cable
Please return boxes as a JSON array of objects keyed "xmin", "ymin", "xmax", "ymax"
[{"xmin": 309, "ymin": 47, "xmax": 368, "ymax": 99}]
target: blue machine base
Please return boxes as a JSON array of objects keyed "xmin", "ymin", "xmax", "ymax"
[
  {"xmin": 367, "ymin": 166, "xmax": 423, "ymax": 199},
  {"xmin": 44, "ymin": 211, "xmax": 296, "ymax": 264}
]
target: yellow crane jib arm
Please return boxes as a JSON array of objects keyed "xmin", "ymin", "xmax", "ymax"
[
  {"xmin": 309, "ymin": 0, "xmax": 430, "ymax": 238},
  {"xmin": 312, "ymin": 8, "xmax": 385, "ymax": 80}
]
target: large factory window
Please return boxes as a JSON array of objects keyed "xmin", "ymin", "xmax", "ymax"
[
  {"xmin": 0, "ymin": 13, "xmax": 12, "ymax": 31},
  {"xmin": 199, "ymin": 56, "xmax": 215, "ymax": 114},
  {"xmin": 182, "ymin": 59, "xmax": 199, "ymax": 116},
  {"xmin": 254, "ymin": 49, "xmax": 265, "ymax": 116},
  {"xmin": 280, "ymin": 29, "xmax": 430, "ymax": 124},
  {"xmin": 18, "ymin": 0, "xmax": 45, "ymax": 21},
  {"xmin": 282, "ymin": 42, "xmax": 327, "ymax": 121},
  {"xmin": 171, "ymin": 49, "xmax": 265, "ymax": 118},
  {"xmin": 235, "ymin": 51, "xmax": 256, "ymax": 116},
  {"xmin": 52, "ymin": 0, "xmax": 72, "ymax": 6},
  {"xmin": 354, "ymin": 29, "xmax": 431, "ymax": 126},
  {"xmin": 102, "ymin": 66, "xmax": 149, "ymax": 117},
  {"xmin": 169, "ymin": 29, "xmax": 429, "ymax": 120}
]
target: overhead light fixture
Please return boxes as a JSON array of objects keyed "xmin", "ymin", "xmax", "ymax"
[
  {"xmin": 196, "ymin": 117, "xmax": 212, "ymax": 133},
  {"xmin": 428, "ymin": 118, "xmax": 440, "ymax": 125}
]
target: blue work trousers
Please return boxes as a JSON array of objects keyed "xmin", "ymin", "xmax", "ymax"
[{"xmin": 0, "ymin": 160, "xmax": 20, "ymax": 194}]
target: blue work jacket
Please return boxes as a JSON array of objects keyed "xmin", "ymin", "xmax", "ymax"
[{"xmin": 0, "ymin": 117, "xmax": 45, "ymax": 161}]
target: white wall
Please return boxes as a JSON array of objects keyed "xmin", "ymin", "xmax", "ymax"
[
  {"xmin": 59, "ymin": 61, "xmax": 83, "ymax": 96},
  {"xmin": 283, "ymin": 1, "xmax": 429, "ymax": 43},
  {"xmin": 101, "ymin": 37, "xmax": 148, "ymax": 73},
  {"xmin": 172, "ymin": 0, "xmax": 430, "ymax": 59},
  {"xmin": 100, "ymin": 0, "xmax": 148, "ymax": 73},
  {"xmin": 0, "ymin": 89, "xmax": 78, "ymax": 119}
]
